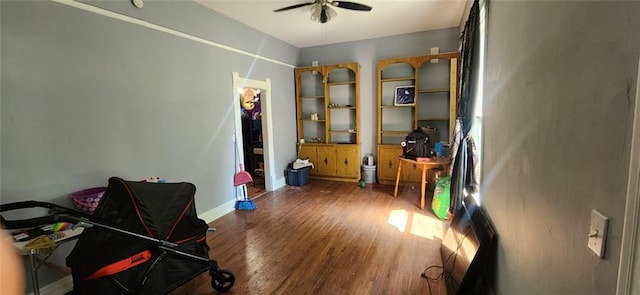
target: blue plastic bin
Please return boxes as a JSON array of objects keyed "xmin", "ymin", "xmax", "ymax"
[{"xmin": 286, "ymin": 167, "xmax": 310, "ymax": 186}]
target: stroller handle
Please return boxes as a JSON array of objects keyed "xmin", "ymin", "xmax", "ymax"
[
  {"xmin": 1, "ymin": 215, "xmax": 81, "ymax": 229},
  {"xmin": 0, "ymin": 200, "xmax": 86, "ymax": 229},
  {"xmin": 0, "ymin": 200, "xmax": 65, "ymax": 212}
]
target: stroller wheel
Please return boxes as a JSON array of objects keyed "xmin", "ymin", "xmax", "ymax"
[{"xmin": 210, "ymin": 269, "xmax": 235, "ymax": 293}]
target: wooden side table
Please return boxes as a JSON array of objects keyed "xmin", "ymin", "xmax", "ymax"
[
  {"xmin": 393, "ymin": 157, "xmax": 450, "ymax": 209},
  {"xmin": 11, "ymin": 227, "xmax": 84, "ymax": 295}
]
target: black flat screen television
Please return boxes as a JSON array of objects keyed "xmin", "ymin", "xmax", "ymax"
[{"xmin": 439, "ymin": 196, "xmax": 497, "ymax": 295}]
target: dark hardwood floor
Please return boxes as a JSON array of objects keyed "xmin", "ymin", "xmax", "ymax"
[{"xmin": 173, "ymin": 180, "xmax": 448, "ymax": 295}]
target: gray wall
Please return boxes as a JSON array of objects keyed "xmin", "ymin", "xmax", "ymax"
[
  {"xmin": 1, "ymin": 0, "xmax": 297, "ymax": 291},
  {"xmin": 483, "ymin": 2, "xmax": 640, "ymax": 294},
  {"xmin": 299, "ymin": 28, "xmax": 460, "ymax": 163},
  {"xmin": 1, "ymin": 0, "xmax": 298, "ymax": 208}
]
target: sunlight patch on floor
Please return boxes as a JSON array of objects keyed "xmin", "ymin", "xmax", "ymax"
[
  {"xmin": 387, "ymin": 209, "xmax": 443, "ymax": 240},
  {"xmin": 387, "ymin": 209, "xmax": 409, "ymax": 232},
  {"xmin": 410, "ymin": 212, "xmax": 444, "ymax": 240}
]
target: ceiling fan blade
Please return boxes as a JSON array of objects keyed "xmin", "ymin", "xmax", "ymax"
[
  {"xmin": 330, "ymin": 1, "xmax": 372, "ymax": 11},
  {"xmin": 273, "ymin": 2, "xmax": 315, "ymax": 12}
]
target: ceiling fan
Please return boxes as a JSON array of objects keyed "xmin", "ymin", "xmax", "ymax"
[{"xmin": 273, "ymin": 1, "xmax": 373, "ymax": 24}]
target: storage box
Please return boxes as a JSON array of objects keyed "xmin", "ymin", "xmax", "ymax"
[{"xmin": 286, "ymin": 167, "xmax": 310, "ymax": 186}]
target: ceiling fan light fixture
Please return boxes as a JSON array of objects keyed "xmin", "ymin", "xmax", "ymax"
[{"xmin": 310, "ymin": 3, "xmax": 336, "ymax": 23}]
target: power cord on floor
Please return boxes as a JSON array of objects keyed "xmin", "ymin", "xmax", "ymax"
[
  {"xmin": 421, "ymin": 226, "xmax": 471, "ymax": 295},
  {"xmin": 422, "ymin": 265, "xmax": 457, "ymax": 295}
]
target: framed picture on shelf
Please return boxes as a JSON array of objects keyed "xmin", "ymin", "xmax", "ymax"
[{"xmin": 394, "ymin": 85, "xmax": 416, "ymax": 106}]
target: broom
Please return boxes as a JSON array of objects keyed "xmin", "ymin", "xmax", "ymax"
[
  {"xmin": 235, "ymin": 184, "xmax": 256, "ymax": 211},
  {"xmin": 233, "ymin": 135, "xmax": 253, "ymax": 186},
  {"xmin": 234, "ymin": 134, "xmax": 256, "ymax": 211}
]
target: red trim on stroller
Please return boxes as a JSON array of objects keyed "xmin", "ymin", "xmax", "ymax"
[
  {"xmin": 115, "ymin": 178, "xmax": 200, "ymax": 242},
  {"xmin": 174, "ymin": 235, "xmax": 193, "ymax": 245},
  {"xmin": 115, "ymin": 178, "xmax": 154, "ymax": 238},
  {"xmin": 165, "ymin": 197, "xmax": 196, "ymax": 240},
  {"xmin": 85, "ymin": 250, "xmax": 152, "ymax": 280},
  {"xmin": 173, "ymin": 230, "xmax": 207, "ymax": 245}
]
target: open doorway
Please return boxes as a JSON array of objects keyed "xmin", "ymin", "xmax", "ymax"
[{"xmin": 232, "ymin": 72, "xmax": 274, "ymax": 193}]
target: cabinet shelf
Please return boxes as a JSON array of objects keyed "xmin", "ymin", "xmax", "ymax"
[
  {"xmin": 418, "ymin": 88, "xmax": 450, "ymax": 93},
  {"xmin": 302, "ymin": 119, "xmax": 326, "ymax": 122},
  {"xmin": 418, "ymin": 117, "xmax": 449, "ymax": 121},
  {"xmin": 301, "ymin": 95, "xmax": 325, "ymax": 99},
  {"xmin": 330, "ymin": 130, "xmax": 357, "ymax": 133},
  {"xmin": 329, "ymin": 106, "xmax": 356, "ymax": 110},
  {"xmin": 381, "ymin": 77, "xmax": 415, "ymax": 83},
  {"xmin": 380, "ymin": 105, "xmax": 413, "ymax": 109},
  {"xmin": 328, "ymin": 81, "xmax": 356, "ymax": 86}
]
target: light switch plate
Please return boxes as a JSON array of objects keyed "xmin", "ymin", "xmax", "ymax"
[{"xmin": 588, "ymin": 209, "xmax": 609, "ymax": 258}]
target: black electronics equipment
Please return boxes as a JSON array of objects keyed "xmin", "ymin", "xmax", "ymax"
[
  {"xmin": 402, "ymin": 129, "xmax": 431, "ymax": 160},
  {"xmin": 439, "ymin": 196, "xmax": 497, "ymax": 295}
]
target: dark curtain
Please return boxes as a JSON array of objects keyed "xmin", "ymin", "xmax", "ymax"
[
  {"xmin": 450, "ymin": 0, "xmax": 481, "ymax": 215},
  {"xmin": 458, "ymin": 0, "xmax": 480, "ymax": 136}
]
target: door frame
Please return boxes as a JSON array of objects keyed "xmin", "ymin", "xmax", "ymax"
[
  {"xmin": 617, "ymin": 56, "xmax": 640, "ymax": 294},
  {"xmin": 232, "ymin": 72, "xmax": 275, "ymax": 192}
]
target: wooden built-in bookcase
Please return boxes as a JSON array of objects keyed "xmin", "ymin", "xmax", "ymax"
[
  {"xmin": 376, "ymin": 53, "xmax": 459, "ymax": 185},
  {"xmin": 295, "ymin": 63, "xmax": 361, "ymax": 182}
]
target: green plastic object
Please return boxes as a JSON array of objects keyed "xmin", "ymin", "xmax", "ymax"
[
  {"xmin": 359, "ymin": 179, "xmax": 366, "ymax": 188},
  {"xmin": 431, "ymin": 176, "xmax": 451, "ymax": 219}
]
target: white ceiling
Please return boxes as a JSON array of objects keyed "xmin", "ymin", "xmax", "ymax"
[{"xmin": 194, "ymin": 0, "xmax": 470, "ymax": 48}]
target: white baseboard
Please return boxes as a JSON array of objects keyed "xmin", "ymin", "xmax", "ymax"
[
  {"xmin": 199, "ymin": 181, "xmax": 283, "ymax": 223},
  {"xmin": 198, "ymin": 199, "xmax": 236, "ymax": 224},
  {"xmin": 274, "ymin": 177, "xmax": 286, "ymax": 191}
]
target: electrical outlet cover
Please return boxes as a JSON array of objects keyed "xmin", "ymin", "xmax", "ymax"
[{"xmin": 588, "ymin": 209, "xmax": 609, "ymax": 258}]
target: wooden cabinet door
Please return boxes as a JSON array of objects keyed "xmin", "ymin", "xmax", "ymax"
[
  {"xmin": 378, "ymin": 146, "xmax": 402, "ymax": 181},
  {"xmin": 335, "ymin": 145, "xmax": 360, "ymax": 179},
  {"xmin": 316, "ymin": 146, "xmax": 337, "ymax": 176},
  {"xmin": 299, "ymin": 145, "xmax": 318, "ymax": 175}
]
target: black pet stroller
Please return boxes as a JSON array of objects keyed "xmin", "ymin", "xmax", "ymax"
[{"xmin": 0, "ymin": 176, "xmax": 235, "ymax": 294}]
